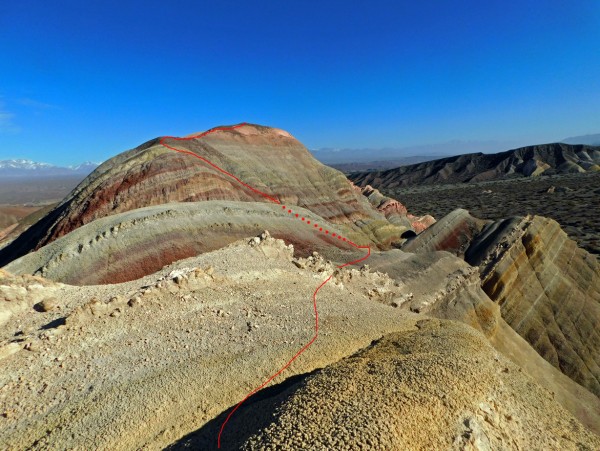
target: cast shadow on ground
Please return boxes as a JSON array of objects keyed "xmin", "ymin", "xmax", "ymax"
[{"xmin": 164, "ymin": 369, "xmax": 317, "ymax": 451}]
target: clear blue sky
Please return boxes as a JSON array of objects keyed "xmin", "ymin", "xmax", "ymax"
[{"xmin": 1, "ymin": 0, "xmax": 599, "ymax": 165}]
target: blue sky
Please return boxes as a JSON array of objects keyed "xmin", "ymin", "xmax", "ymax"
[{"xmin": 1, "ymin": 0, "xmax": 599, "ymax": 166}]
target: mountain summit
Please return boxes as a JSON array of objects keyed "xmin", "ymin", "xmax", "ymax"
[{"xmin": 0, "ymin": 123, "xmax": 430, "ymax": 282}]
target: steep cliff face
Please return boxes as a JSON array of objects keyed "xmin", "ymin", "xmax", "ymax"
[
  {"xmin": 466, "ymin": 215, "xmax": 600, "ymax": 396},
  {"xmin": 349, "ymin": 143, "xmax": 600, "ymax": 188},
  {"xmin": 0, "ymin": 124, "xmax": 422, "ymax": 267}
]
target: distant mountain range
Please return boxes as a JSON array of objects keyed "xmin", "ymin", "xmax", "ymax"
[
  {"xmin": 561, "ymin": 133, "xmax": 600, "ymax": 146},
  {"xmin": 350, "ymin": 143, "xmax": 600, "ymax": 188},
  {"xmin": 0, "ymin": 159, "xmax": 99, "ymax": 177},
  {"xmin": 310, "ymin": 139, "xmax": 520, "ymax": 165},
  {"xmin": 4, "ymin": 132, "xmax": 598, "ymax": 178},
  {"xmin": 328, "ymin": 156, "xmax": 446, "ymax": 173},
  {"xmin": 312, "ymin": 134, "xmax": 600, "ymax": 171}
]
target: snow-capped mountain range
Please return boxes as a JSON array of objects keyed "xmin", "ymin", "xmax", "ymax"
[{"xmin": 0, "ymin": 159, "xmax": 99, "ymax": 178}]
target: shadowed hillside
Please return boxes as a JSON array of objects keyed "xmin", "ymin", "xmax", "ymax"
[{"xmin": 350, "ymin": 143, "xmax": 600, "ymax": 188}]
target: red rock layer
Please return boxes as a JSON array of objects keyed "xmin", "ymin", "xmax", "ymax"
[{"xmin": 5, "ymin": 202, "xmax": 361, "ymax": 285}]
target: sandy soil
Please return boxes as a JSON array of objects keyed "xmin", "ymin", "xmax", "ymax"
[
  {"xmin": 236, "ymin": 320, "xmax": 600, "ymax": 450},
  {"xmin": 0, "ymin": 176, "xmax": 83, "ymax": 205},
  {"xmin": 0, "ymin": 233, "xmax": 420, "ymax": 449},
  {"xmin": 0, "ymin": 205, "xmax": 44, "ymax": 229}
]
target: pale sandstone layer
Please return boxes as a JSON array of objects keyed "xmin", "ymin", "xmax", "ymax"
[
  {"xmin": 362, "ymin": 247, "xmax": 600, "ymax": 433},
  {"xmin": 403, "ymin": 208, "xmax": 600, "ymax": 398},
  {"xmin": 0, "ymin": 235, "xmax": 448, "ymax": 450},
  {"xmin": 4, "ymin": 201, "xmax": 360, "ymax": 285},
  {"xmin": 467, "ymin": 215, "xmax": 600, "ymax": 397},
  {"xmin": 357, "ymin": 184, "xmax": 436, "ymax": 233},
  {"xmin": 402, "ymin": 208, "xmax": 490, "ymax": 256}
]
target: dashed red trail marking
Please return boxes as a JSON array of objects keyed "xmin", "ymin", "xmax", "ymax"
[{"xmin": 159, "ymin": 123, "xmax": 370, "ymax": 448}]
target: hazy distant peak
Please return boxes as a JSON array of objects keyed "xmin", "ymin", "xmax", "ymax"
[
  {"xmin": 310, "ymin": 139, "xmax": 520, "ymax": 165},
  {"xmin": 0, "ymin": 159, "xmax": 99, "ymax": 177},
  {"xmin": 0, "ymin": 159, "xmax": 54, "ymax": 169},
  {"xmin": 69, "ymin": 161, "xmax": 101, "ymax": 170},
  {"xmin": 561, "ymin": 133, "xmax": 600, "ymax": 146}
]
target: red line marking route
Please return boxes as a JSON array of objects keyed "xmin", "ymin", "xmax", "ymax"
[{"xmin": 159, "ymin": 123, "xmax": 371, "ymax": 448}]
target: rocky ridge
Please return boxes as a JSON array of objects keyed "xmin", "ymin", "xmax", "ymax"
[
  {"xmin": 2, "ymin": 123, "xmax": 599, "ymax": 449},
  {"xmin": 358, "ymin": 184, "xmax": 435, "ymax": 233},
  {"xmin": 402, "ymin": 208, "xmax": 490, "ymax": 256},
  {"xmin": 350, "ymin": 143, "xmax": 600, "ymax": 188},
  {"xmin": 237, "ymin": 320, "xmax": 600, "ymax": 450},
  {"xmin": 4, "ymin": 201, "xmax": 361, "ymax": 285},
  {"xmin": 467, "ymin": 215, "xmax": 600, "ymax": 397},
  {"xmin": 404, "ymin": 209, "xmax": 600, "ymax": 398}
]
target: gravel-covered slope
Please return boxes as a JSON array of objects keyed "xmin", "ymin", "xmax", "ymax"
[
  {"xmin": 0, "ymin": 233, "xmax": 420, "ymax": 450},
  {"xmin": 237, "ymin": 320, "xmax": 600, "ymax": 450}
]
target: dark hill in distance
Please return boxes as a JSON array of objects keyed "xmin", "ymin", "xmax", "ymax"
[
  {"xmin": 310, "ymin": 139, "xmax": 518, "ymax": 166},
  {"xmin": 350, "ymin": 143, "xmax": 600, "ymax": 188}
]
